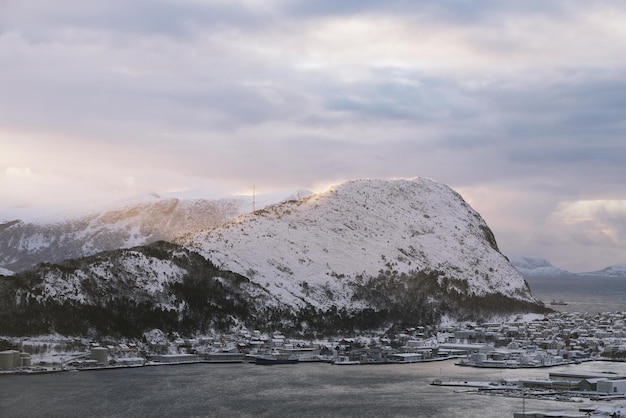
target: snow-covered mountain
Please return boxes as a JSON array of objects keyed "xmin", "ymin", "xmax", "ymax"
[
  {"xmin": 0, "ymin": 191, "xmax": 310, "ymax": 272},
  {"xmin": 183, "ymin": 178, "xmax": 538, "ymax": 309},
  {"xmin": 507, "ymin": 255, "xmax": 626, "ymax": 279},
  {"xmin": 579, "ymin": 263, "xmax": 626, "ymax": 278},
  {"xmin": 0, "ymin": 178, "xmax": 547, "ymax": 338},
  {"xmin": 507, "ymin": 255, "xmax": 574, "ymax": 278},
  {"xmin": 0, "ymin": 198, "xmax": 241, "ymax": 272}
]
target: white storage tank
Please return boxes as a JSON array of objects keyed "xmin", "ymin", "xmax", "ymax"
[
  {"xmin": 20, "ymin": 353, "xmax": 32, "ymax": 367},
  {"xmin": 12, "ymin": 350, "xmax": 20, "ymax": 367},
  {"xmin": 0, "ymin": 350, "xmax": 15, "ymax": 369},
  {"xmin": 91, "ymin": 347, "xmax": 108, "ymax": 364}
]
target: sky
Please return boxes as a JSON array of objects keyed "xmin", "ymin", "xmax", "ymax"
[{"xmin": 1, "ymin": 0, "xmax": 625, "ymax": 273}]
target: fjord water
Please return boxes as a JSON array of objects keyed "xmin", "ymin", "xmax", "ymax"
[
  {"xmin": 3, "ymin": 280, "xmax": 625, "ymax": 418},
  {"xmin": 526, "ymin": 275, "xmax": 626, "ymax": 313},
  {"xmin": 4, "ymin": 360, "xmax": 626, "ymax": 418}
]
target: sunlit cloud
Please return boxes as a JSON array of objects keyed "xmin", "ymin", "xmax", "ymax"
[
  {"xmin": 1, "ymin": 0, "xmax": 626, "ymax": 270},
  {"xmin": 556, "ymin": 200, "xmax": 626, "ymax": 225},
  {"xmin": 551, "ymin": 200, "xmax": 626, "ymax": 247}
]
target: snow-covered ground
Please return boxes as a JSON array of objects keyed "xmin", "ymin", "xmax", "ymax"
[{"xmin": 0, "ymin": 267, "xmax": 14, "ymax": 276}]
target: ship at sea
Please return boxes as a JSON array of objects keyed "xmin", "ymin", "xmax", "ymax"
[{"xmin": 550, "ymin": 299, "xmax": 567, "ymax": 306}]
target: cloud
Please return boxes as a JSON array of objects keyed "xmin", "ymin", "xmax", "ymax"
[
  {"xmin": 543, "ymin": 200, "xmax": 626, "ymax": 271},
  {"xmin": 555, "ymin": 200, "xmax": 626, "ymax": 244},
  {"xmin": 2, "ymin": 0, "xmax": 626, "ymax": 270}
]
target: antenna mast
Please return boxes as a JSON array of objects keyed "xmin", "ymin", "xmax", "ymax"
[{"xmin": 253, "ymin": 185, "xmax": 256, "ymax": 212}]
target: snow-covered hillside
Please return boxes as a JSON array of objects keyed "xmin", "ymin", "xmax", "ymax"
[
  {"xmin": 507, "ymin": 255, "xmax": 573, "ymax": 277},
  {"xmin": 579, "ymin": 263, "xmax": 626, "ymax": 278},
  {"xmin": 0, "ymin": 267, "xmax": 14, "ymax": 276},
  {"xmin": 507, "ymin": 255, "xmax": 626, "ymax": 279},
  {"xmin": 0, "ymin": 190, "xmax": 310, "ymax": 272},
  {"xmin": 0, "ymin": 241, "xmax": 279, "ymax": 337},
  {"xmin": 184, "ymin": 178, "xmax": 536, "ymax": 309},
  {"xmin": 1, "ymin": 178, "xmax": 547, "ymax": 338}
]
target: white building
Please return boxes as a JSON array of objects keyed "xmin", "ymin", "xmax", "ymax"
[{"xmin": 597, "ymin": 379, "xmax": 626, "ymax": 394}]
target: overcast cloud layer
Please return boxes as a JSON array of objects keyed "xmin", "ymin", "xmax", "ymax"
[{"xmin": 1, "ymin": 0, "xmax": 625, "ymax": 272}]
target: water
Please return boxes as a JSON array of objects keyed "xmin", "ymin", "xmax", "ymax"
[
  {"xmin": 526, "ymin": 276, "xmax": 626, "ymax": 313},
  {"xmin": 4, "ymin": 360, "xmax": 626, "ymax": 418},
  {"xmin": 3, "ymin": 278, "xmax": 625, "ymax": 417}
]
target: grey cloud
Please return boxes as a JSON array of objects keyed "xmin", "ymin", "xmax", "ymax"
[
  {"xmin": 564, "ymin": 214, "xmax": 626, "ymax": 249},
  {"xmin": 321, "ymin": 71, "xmax": 483, "ymax": 124},
  {"xmin": 426, "ymin": 71, "xmax": 626, "ymax": 157},
  {"xmin": 511, "ymin": 146, "xmax": 626, "ymax": 165},
  {"xmin": 3, "ymin": 0, "xmax": 626, "ymax": 271},
  {"xmin": 284, "ymin": 0, "xmax": 578, "ymax": 23},
  {"xmin": 1, "ymin": 0, "xmax": 275, "ymax": 41}
]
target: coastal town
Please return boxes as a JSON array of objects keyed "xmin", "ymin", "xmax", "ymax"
[
  {"xmin": 3, "ymin": 310, "xmax": 626, "ymax": 416},
  {"xmin": 2, "ymin": 310, "xmax": 626, "ymax": 371}
]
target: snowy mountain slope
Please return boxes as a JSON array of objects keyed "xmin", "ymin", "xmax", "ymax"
[
  {"xmin": 183, "ymin": 178, "xmax": 538, "ymax": 310},
  {"xmin": 0, "ymin": 190, "xmax": 310, "ymax": 273},
  {"xmin": 579, "ymin": 263, "xmax": 626, "ymax": 278},
  {"xmin": 0, "ymin": 179, "xmax": 547, "ymax": 338},
  {"xmin": 0, "ymin": 241, "xmax": 277, "ymax": 337},
  {"xmin": 507, "ymin": 255, "xmax": 626, "ymax": 279},
  {"xmin": 507, "ymin": 255, "xmax": 574, "ymax": 277},
  {"xmin": 0, "ymin": 267, "xmax": 14, "ymax": 276},
  {"xmin": 0, "ymin": 198, "xmax": 241, "ymax": 272}
]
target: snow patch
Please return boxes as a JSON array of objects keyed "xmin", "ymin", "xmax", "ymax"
[{"xmin": 0, "ymin": 267, "xmax": 14, "ymax": 276}]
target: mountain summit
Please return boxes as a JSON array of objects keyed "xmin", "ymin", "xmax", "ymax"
[{"xmin": 184, "ymin": 178, "xmax": 539, "ymax": 311}]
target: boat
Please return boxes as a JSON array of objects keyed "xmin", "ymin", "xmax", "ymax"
[
  {"xmin": 254, "ymin": 355, "xmax": 299, "ymax": 365},
  {"xmin": 550, "ymin": 299, "xmax": 567, "ymax": 306}
]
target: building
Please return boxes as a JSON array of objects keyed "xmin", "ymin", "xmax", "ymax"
[
  {"xmin": 597, "ymin": 379, "xmax": 626, "ymax": 394},
  {"xmin": 389, "ymin": 353, "xmax": 424, "ymax": 363}
]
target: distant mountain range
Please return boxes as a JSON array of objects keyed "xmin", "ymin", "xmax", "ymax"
[
  {"xmin": 0, "ymin": 178, "xmax": 549, "ymax": 338},
  {"xmin": 507, "ymin": 255, "xmax": 626, "ymax": 278}
]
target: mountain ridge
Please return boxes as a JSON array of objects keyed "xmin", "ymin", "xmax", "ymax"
[
  {"xmin": 183, "ymin": 178, "xmax": 537, "ymax": 309},
  {"xmin": 508, "ymin": 255, "xmax": 626, "ymax": 278},
  {"xmin": 0, "ymin": 190, "xmax": 311, "ymax": 273},
  {"xmin": 0, "ymin": 178, "xmax": 549, "ymax": 338}
]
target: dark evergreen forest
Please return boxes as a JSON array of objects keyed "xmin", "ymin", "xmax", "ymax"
[{"xmin": 0, "ymin": 241, "xmax": 549, "ymax": 339}]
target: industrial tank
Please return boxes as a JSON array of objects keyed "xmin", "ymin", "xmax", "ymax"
[
  {"xmin": 0, "ymin": 350, "xmax": 20, "ymax": 369},
  {"xmin": 0, "ymin": 350, "xmax": 14, "ymax": 369},
  {"xmin": 20, "ymin": 353, "xmax": 32, "ymax": 367},
  {"xmin": 90, "ymin": 347, "xmax": 108, "ymax": 364}
]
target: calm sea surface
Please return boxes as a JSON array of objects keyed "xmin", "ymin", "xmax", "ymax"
[
  {"xmin": 526, "ymin": 276, "xmax": 626, "ymax": 313},
  {"xmin": 4, "ymin": 360, "xmax": 626, "ymax": 418}
]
